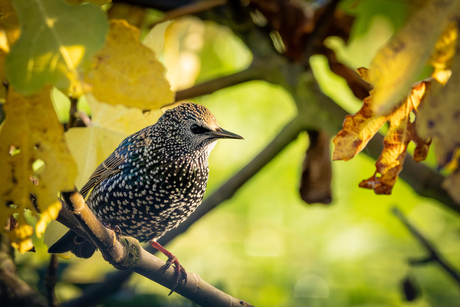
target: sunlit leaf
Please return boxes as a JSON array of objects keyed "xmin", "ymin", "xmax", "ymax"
[
  {"xmin": 0, "ymin": 85, "xmax": 77, "ymax": 252},
  {"xmin": 367, "ymin": 0, "xmax": 456, "ymax": 115},
  {"xmin": 4, "ymin": 0, "xmax": 109, "ymax": 95},
  {"xmin": 334, "ymin": 67, "xmax": 430, "ymax": 194},
  {"xmin": 143, "ymin": 20, "xmax": 172, "ymax": 59},
  {"xmin": 84, "ymin": 19, "xmax": 174, "ymax": 109},
  {"xmin": 377, "ymin": 83, "xmax": 426, "ymax": 173},
  {"xmin": 360, "ymin": 82, "xmax": 427, "ymax": 194},
  {"xmin": 66, "ymin": 94, "xmax": 163, "ymax": 189}
]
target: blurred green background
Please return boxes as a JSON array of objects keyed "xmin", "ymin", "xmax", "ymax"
[{"xmin": 17, "ymin": 1, "xmax": 460, "ymax": 306}]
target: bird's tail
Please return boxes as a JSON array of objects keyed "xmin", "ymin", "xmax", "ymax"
[{"xmin": 48, "ymin": 230, "xmax": 97, "ymax": 259}]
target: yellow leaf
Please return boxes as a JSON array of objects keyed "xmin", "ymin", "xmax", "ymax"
[
  {"xmin": 377, "ymin": 82, "xmax": 426, "ymax": 172},
  {"xmin": 142, "ymin": 20, "xmax": 172, "ymax": 60},
  {"xmin": 0, "ymin": 85, "xmax": 77, "ymax": 252},
  {"xmin": 66, "ymin": 94, "xmax": 163, "ymax": 189},
  {"xmin": 85, "ymin": 19, "xmax": 174, "ymax": 109},
  {"xmin": 361, "ymin": 82, "xmax": 428, "ymax": 194},
  {"xmin": 367, "ymin": 0, "xmax": 457, "ymax": 115}
]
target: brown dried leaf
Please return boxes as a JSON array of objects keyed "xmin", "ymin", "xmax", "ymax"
[
  {"xmin": 299, "ymin": 130, "xmax": 332, "ymax": 204},
  {"xmin": 333, "ymin": 67, "xmax": 431, "ymax": 194},
  {"xmin": 360, "ymin": 152, "xmax": 406, "ymax": 194},
  {"xmin": 360, "ymin": 82, "xmax": 428, "ymax": 194},
  {"xmin": 332, "ymin": 68, "xmax": 386, "ymax": 161}
]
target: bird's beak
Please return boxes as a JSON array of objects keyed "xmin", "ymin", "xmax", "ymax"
[{"xmin": 209, "ymin": 127, "xmax": 244, "ymax": 140}]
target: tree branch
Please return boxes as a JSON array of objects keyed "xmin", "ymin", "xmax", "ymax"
[
  {"xmin": 59, "ymin": 190, "xmax": 253, "ymax": 307},
  {"xmin": 63, "ymin": 112, "xmax": 309, "ymax": 305},
  {"xmin": 0, "ymin": 233, "xmax": 48, "ymax": 307},
  {"xmin": 392, "ymin": 207, "xmax": 460, "ymax": 286},
  {"xmin": 175, "ymin": 66, "xmax": 265, "ymax": 102}
]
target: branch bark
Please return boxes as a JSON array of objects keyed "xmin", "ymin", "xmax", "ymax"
[{"xmin": 59, "ymin": 190, "xmax": 253, "ymax": 307}]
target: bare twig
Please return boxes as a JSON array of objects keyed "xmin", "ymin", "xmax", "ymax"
[
  {"xmin": 392, "ymin": 207, "xmax": 460, "ymax": 286},
  {"xmin": 59, "ymin": 190, "xmax": 254, "ymax": 307}
]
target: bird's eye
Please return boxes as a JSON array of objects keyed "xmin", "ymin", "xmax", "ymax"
[{"xmin": 190, "ymin": 124, "xmax": 210, "ymax": 134}]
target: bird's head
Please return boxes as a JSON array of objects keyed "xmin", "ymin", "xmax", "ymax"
[{"xmin": 159, "ymin": 103, "xmax": 243, "ymax": 157}]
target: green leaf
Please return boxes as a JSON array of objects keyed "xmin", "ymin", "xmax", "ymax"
[{"xmin": 5, "ymin": 0, "xmax": 109, "ymax": 95}]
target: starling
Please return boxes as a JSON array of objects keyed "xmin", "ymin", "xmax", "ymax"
[{"xmin": 49, "ymin": 102, "xmax": 243, "ymax": 287}]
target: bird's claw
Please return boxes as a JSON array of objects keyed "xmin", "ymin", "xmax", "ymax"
[{"xmin": 161, "ymin": 255, "xmax": 187, "ymax": 295}]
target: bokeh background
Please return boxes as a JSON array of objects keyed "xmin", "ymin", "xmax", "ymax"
[{"xmin": 17, "ymin": 1, "xmax": 460, "ymax": 306}]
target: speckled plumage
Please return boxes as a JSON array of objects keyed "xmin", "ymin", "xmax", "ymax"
[
  {"xmin": 85, "ymin": 103, "xmax": 223, "ymax": 242},
  {"xmin": 49, "ymin": 103, "xmax": 242, "ymax": 260}
]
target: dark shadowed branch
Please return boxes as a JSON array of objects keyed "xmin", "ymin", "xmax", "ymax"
[
  {"xmin": 392, "ymin": 207, "xmax": 460, "ymax": 286},
  {"xmin": 0, "ymin": 233, "xmax": 48, "ymax": 307},
  {"xmin": 58, "ymin": 190, "xmax": 254, "ymax": 307}
]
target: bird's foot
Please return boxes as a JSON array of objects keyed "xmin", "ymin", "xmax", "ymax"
[
  {"xmin": 163, "ymin": 255, "xmax": 187, "ymax": 295},
  {"xmin": 150, "ymin": 240, "xmax": 187, "ymax": 295}
]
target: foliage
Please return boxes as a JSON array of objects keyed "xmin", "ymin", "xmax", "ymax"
[
  {"xmin": 0, "ymin": 0, "xmax": 460, "ymax": 306},
  {"xmin": 0, "ymin": 0, "xmax": 172, "ymax": 254},
  {"xmin": 333, "ymin": 2, "xmax": 460, "ymax": 199}
]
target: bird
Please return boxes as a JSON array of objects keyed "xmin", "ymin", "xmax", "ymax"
[{"xmin": 49, "ymin": 102, "xmax": 243, "ymax": 290}]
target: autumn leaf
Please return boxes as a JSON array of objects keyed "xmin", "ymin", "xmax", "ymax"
[
  {"xmin": 0, "ymin": 85, "xmax": 77, "ymax": 252},
  {"xmin": 366, "ymin": 0, "xmax": 457, "ymax": 115},
  {"xmin": 84, "ymin": 19, "xmax": 174, "ymax": 109},
  {"xmin": 66, "ymin": 94, "xmax": 163, "ymax": 189},
  {"xmin": 359, "ymin": 82, "xmax": 428, "ymax": 194},
  {"xmin": 332, "ymin": 68, "xmax": 386, "ymax": 161},
  {"xmin": 333, "ymin": 67, "xmax": 430, "ymax": 194},
  {"xmin": 4, "ymin": 0, "xmax": 109, "ymax": 96}
]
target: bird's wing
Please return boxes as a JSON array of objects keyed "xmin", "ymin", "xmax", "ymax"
[{"xmin": 79, "ymin": 149, "xmax": 126, "ymax": 198}]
